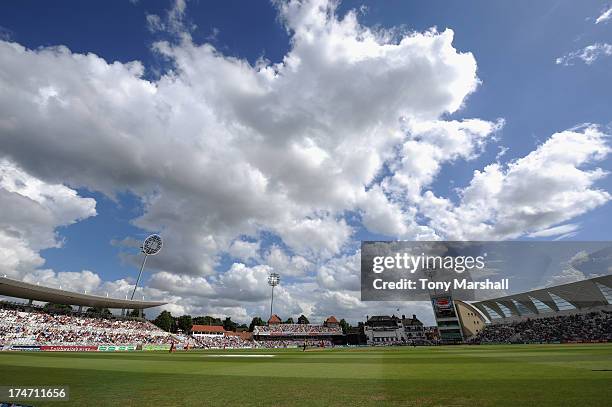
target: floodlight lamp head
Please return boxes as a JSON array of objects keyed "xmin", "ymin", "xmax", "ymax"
[
  {"xmin": 142, "ymin": 234, "xmax": 163, "ymax": 255},
  {"xmin": 268, "ymin": 272, "xmax": 280, "ymax": 287}
]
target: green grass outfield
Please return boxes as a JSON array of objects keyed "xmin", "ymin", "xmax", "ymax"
[{"xmin": 1, "ymin": 344, "xmax": 611, "ymax": 407}]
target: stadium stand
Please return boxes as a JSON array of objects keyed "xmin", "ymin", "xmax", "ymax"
[
  {"xmin": 0, "ymin": 303, "xmax": 177, "ymax": 346},
  {"xmin": 253, "ymin": 317, "xmax": 344, "ymax": 347},
  {"xmin": 255, "ymin": 339, "xmax": 334, "ymax": 348},
  {"xmin": 253, "ymin": 324, "xmax": 342, "ymax": 335},
  {"xmin": 190, "ymin": 326, "xmax": 254, "ymax": 349},
  {"xmin": 191, "ymin": 334, "xmax": 254, "ymax": 349},
  {"xmin": 471, "ymin": 310, "xmax": 611, "ymax": 344},
  {"xmin": 472, "ymin": 275, "xmax": 612, "ymax": 323}
]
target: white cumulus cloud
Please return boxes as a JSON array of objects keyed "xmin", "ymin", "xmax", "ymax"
[{"xmin": 0, "ymin": 0, "xmax": 609, "ymax": 323}]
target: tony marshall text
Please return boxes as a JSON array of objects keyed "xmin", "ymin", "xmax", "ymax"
[{"xmin": 372, "ymin": 278, "xmax": 509, "ymax": 291}]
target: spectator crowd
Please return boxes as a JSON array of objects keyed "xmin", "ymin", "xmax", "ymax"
[
  {"xmin": 191, "ymin": 335, "xmax": 253, "ymax": 349},
  {"xmin": 253, "ymin": 324, "xmax": 342, "ymax": 336},
  {"xmin": 255, "ymin": 339, "xmax": 333, "ymax": 348},
  {"xmin": 5, "ymin": 301, "xmax": 608, "ymax": 349},
  {"xmin": 0, "ymin": 305, "xmax": 338, "ymax": 349},
  {"xmin": 473, "ymin": 310, "xmax": 611, "ymax": 344},
  {"xmin": 0, "ymin": 307, "xmax": 177, "ymax": 346}
]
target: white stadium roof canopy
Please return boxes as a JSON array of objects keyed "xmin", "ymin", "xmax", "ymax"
[
  {"xmin": 0, "ymin": 276, "xmax": 166, "ymax": 309},
  {"xmin": 472, "ymin": 275, "xmax": 612, "ymax": 322}
]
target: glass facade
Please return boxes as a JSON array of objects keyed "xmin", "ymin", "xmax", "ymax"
[
  {"xmin": 482, "ymin": 304, "xmax": 502, "ymax": 319},
  {"xmin": 528, "ymin": 296, "xmax": 554, "ymax": 313},
  {"xmin": 596, "ymin": 283, "xmax": 612, "ymax": 304},
  {"xmin": 548, "ymin": 293, "xmax": 576, "ymax": 311},
  {"xmin": 512, "ymin": 300, "xmax": 534, "ymax": 316}
]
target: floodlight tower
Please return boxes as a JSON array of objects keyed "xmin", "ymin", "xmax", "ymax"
[
  {"xmin": 130, "ymin": 234, "xmax": 163, "ymax": 300},
  {"xmin": 267, "ymin": 272, "xmax": 280, "ymax": 319}
]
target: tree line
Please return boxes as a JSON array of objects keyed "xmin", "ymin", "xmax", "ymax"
[
  {"xmin": 151, "ymin": 312, "xmax": 353, "ymax": 334},
  {"xmin": 40, "ymin": 304, "xmax": 352, "ymax": 335}
]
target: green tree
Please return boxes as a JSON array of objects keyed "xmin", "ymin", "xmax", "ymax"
[
  {"xmin": 284, "ymin": 317, "xmax": 295, "ymax": 324},
  {"xmin": 339, "ymin": 318, "xmax": 351, "ymax": 334},
  {"xmin": 44, "ymin": 303, "xmax": 72, "ymax": 313},
  {"xmin": 86, "ymin": 307, "xmax": 112, "ymax": 316},
  {"xmin": 248, "ymin": 316, "xmax": 265, "ymax": 332},
  {"xmin": 193, "ymin": 316, "xmax": 222, "ymax": 326},
  {"xmin": 153, "ymin": 310, "xmax": 174, "ymax": 332},
  {"xmin": 223, "ymin": 316, "xmax": 237, "ymax": 332},
  {"xmin": 177, "ymin": 315, "xmax": 193, "ymax": 333},
  {"xmin": 127, "ymin": 309, "xmax": 144, "ymax": 318},
  {"xmin": 297, "ymin": 315, "xmax": 310, "ymax": 324}
]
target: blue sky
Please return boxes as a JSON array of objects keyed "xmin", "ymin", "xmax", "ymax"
[{"xmin": 0, "ymin": 0, "xmax": 610, "ymax": 322}]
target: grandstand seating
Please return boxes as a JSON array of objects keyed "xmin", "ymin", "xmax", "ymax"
[
  {"xmin": 0, "ymin": 306, "xmax": 177, "ymax": 346},
  {"xmin": 256, "ymin": 339, "xmax": 333, "ymax": 348},
  {"xmin": 5, "ymin": 301, "xmax": 607, "ymax": 349},
  {"xmin": 252, "ymin": 323, "xmax": 341, "ymax": 348},
  {"xmin": 253, "ymin": 323, "xmax": 342, "ymax": 336},
  {"xmin": 472, "ymin": 310, "xmax": 611, "ymax": 344},
  {"xmin": 191, "ymin": 334, "xmax": 253, "ymax": 349},
  {"xmin": 0, "ymin": 303, "xmax": 260, "ymax": 349}
]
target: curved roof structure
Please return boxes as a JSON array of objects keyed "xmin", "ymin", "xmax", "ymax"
[
  {"xmin": 0, "ymin": 276, "xmax": 166, "ymax": 309},
  {"xmin": 472, "ymin": 274, "xmax": 612, "ymax": 323}
]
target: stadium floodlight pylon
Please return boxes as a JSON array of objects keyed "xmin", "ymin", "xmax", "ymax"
[
  {"xmin": 268, "ymin": 272, "xmax": 280, "ymax": 320},
  {"xmin": 130, "ymin": 234, "xmax": 163, "ymax": 301}
]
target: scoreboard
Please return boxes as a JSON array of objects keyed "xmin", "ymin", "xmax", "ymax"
[{"xmin": 431, "ymin": 295, "xmax": 464, "ymax": 343}]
